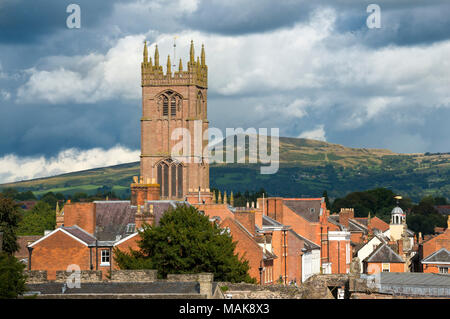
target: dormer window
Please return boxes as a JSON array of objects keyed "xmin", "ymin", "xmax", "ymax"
[{"xmin": 126, "ymin": 223, "xmax": 135, "ymax": 233}]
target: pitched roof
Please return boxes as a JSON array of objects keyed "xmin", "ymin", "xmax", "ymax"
[
  {"xmin": 63, "ymin": 225, "xmax": 97, "ymax": 245},
  {"xmin": 15, "ymin": 235, "xmax": 42, "ymax": 259},
  {"xmin": 288, "ymin": 229, "xmax": 320, "ymax": 250},
  {"xmin": 94, "ymin": 200, "xmax": 188, "ymax": 241},
  {"xmin": 348, "ymin": 219, "xmax": 368, "ymax": 233},
  {"xmin": 364, "ymin": 243, "xmax": 404, "ymax": 263},
  {"xmin": 262, "ymin": 215, "xmax": 286, "ymax": 229},
  {"xmin": 283, "ymin": 199, "xmax": 322, "ymax": 223},
  {"xmin": 376, "ymin": 272, "xmax": 450, "ymax": 288},
  {"xmin": 422, "ymin": 248, "xmax": 450, "ymax": 264},
  {"xmin": 94, "ymin": 201, "xmax": 135, "ymax": 241}
]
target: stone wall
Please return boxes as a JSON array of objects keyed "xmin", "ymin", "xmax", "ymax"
[
  {"xmin": 219, "ymin": 283, "xmax": 306, "ymax": 299},
  {"xmin": 110, "ymin": 270, "xmax": 157, "ymax": 282},
  {"xmin": 55, "ymin": 270, "xmax": 102, "ymax": 283},
  {"xmin": 24, "ymin": 270, "xmax": 47, "ymax": 284}
]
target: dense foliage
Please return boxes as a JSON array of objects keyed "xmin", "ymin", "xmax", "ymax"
[
  {"xmin": 114, "ymin": 204, "xmax": 255, "ymax": 283},
  {"xmin": 0, "ymin": 252, "xmax": 26, "ymax": 299},
  {"xmin": 17, "ymin": 202, "xmax": 56, "ymax": 236},
  {"xmin": 331, "ymin": 188, "xmax": 447, "ymax": 235},
  {"xmin": 0, "ymin": 195, "xmax": 21, "ymax": 255}
]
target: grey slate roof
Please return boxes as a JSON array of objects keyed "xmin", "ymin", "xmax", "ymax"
[
  {"xmin": 283, "ymin": 199, "xmax": 322, "ymax": 223},
  {"xmin": 262, "ymin": 215, "xmax": 285, "ymax": 228},
  {"xmin": 364, "ymin": 243, "xmax": 404, "ymax": 263},
  {"xmin": 26, "ymin": 281, "xmax": 217, "ymax": 296},
  {"xmin": 94, "ymin": 201, "xmax": 135, "ymax": 241},
  {"xmin": 94, "ymin": 200, "xmax": 189, "ymax": 242},
  {"xmin": 63, "ymin": 226, "xmax": 97, "ymax": 245},
  {"xmin": 422, "ymin": 248, "xmax": 450, "ymax": 264},
  {"xmin": 362, "ymin": 273, "xmax": 450, "ymax": 297}
]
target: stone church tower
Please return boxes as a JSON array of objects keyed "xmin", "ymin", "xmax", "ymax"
[{"xmin": 139, "ymin": 40, "xmax": 212, "ymax": 202}]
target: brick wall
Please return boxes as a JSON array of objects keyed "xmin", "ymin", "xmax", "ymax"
[
  {"xmin": 220, "ymin": 218, "xmax": 262, "ymax": 283},
  {"xmin": 30, "ymin": 230, "xmax": 91, "ymax": 280},
  {"xmin": 422, "ymin": 230, "xmax": 450, "ymax": 259},
  {"xmin": 64, "ymin": 202, "xmax": 96, "ymax": 234},
  {"xmin": 234, "ymin": 211, "xmax": 256, "ymax": 236}
]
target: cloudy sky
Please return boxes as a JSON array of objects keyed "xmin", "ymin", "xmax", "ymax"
[{"xmin": 0, "ymin": 0, "xmax": 449, "ymax": 183}]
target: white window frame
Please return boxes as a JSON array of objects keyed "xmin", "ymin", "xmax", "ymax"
[
  {"xmin": 438, "ymin": 266, "xmax": 448, "ymax": 274},
  {"xmin": 382, "ymin": 263, "xmax": 390, "ymax": 272},
  {"xmin": 100, "ymin": 249, "xmax": 110, "ymax": 266}
]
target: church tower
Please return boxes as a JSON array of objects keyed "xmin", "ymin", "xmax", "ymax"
[{"xmin": 140, "ymin": 40, "xmax": 212, "ymax": 202}]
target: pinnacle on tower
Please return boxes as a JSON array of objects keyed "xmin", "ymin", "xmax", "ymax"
[
  {"xmin": 190, "ymin": 40, "xmax": 195, "ymax": 64},
  {"xmin": 154, "ymin": 44, "xmax": 160, "ymax": 67},
  {"xmin": 223, "ymin": 191, "xmax": 227, "ymax": 204},
  {"xmin": 179, "ymin": 58, "xmax": 183, "ymax": 72},
  {"xmin": 55, "ymin": 202, "xmax": 60, "ymax": 214},
  {"xmin": 201, "ymin": 44, "xmax": 205, "ymax": 66},
  {"xmin": 218, "ymin": 191, "xmax": 222, "ymax": 204},
  {"xmin": 230, "ymin": 191, "xmax": 234, "ymax": 207},
  {"xmin": 167, "ymin": 55, "xmax": 171, "ymax": 75},
  {"xmin": 143, "ymin": 41, "xmax": 148, "ymax": 63}
]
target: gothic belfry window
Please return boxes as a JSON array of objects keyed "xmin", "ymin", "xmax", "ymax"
[
  {"xmin": 197, "ymin": 92, "xmax": 203, "ymax": 115},
  {"xmin": 171, "ymin": 97, "xmax": 177, "ymax": 117},
  {"xmin": 163, "ymin": 96, "xmax": 169, "ymax": 116}
]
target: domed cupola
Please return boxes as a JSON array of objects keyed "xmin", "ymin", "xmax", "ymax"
[{"xmin": 390, "ymin": 196, "xmax": 406, "ymax": 225}]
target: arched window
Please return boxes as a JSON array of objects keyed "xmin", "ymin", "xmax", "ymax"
[
  {"xmin": 158, "ymin": 90, "xmax": 181, "ymax": 118},
  {"xmin": 156, "ymin": 159, "xmax": 183, "ymax": 199},
  {"xmin": 196, "ymin": 92, "xmax": 203, "ymax": 115}
]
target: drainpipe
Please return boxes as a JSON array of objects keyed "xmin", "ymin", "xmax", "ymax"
[
  {"xmin": 27, "ymin": 246, "xmax": 34, "ymax": 271},
  {"xmin": 283, "ymin": 229, "xmax": 287, "ymax": 285},
  {"xmin": 109, "ymin": 246, "xmax": 113, "ymax": 279},
  {"xmin": 338, "ymin": 241, "xmax": 340, "ymax": 274},
  {"xmin": 89, "ymin": 247, "xmax": 93, "ymax": 270},
  {"xmin": 95, "ymin": 240, "xmax": 98, "ymax": 270}
]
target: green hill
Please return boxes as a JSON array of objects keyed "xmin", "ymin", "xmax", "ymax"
[{"xmin": 1, "ymin": 137, "xmax": 449, "ymax": 201}]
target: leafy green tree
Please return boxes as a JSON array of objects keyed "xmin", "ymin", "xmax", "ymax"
[
  {"xmin": 0, "ymin": 252, "xmax": 26, "ymax": 298},
  {"xmin": 40, "ymin": 192, "xmax": 58, "ymax": 209},
  {"xmin": 17, "ymin": 201, "xmax": 56, "ymax": 236},
  {"xmin": 434, "ymin": 196, "xmax": 448, "ymax": 205},
  {"xmin": 0, "ymin": 188, "xmax": 19, "ymax": 200},
  {"xmin": 15, "ymin": 191, "xmax": 37, "ymax": 201},
  {"xmin": 0, "ymin": 195, "xmax": 21, "ymax": 255},
  {"xmin": 407, "ymin": 197, "xmax": 447, "ymax": 235},
  {"xmin": 114, "ymin": 204, "xmax": 255, "ymax": 283}
]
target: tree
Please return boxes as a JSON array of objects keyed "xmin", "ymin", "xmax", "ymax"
[
  {"xmin": 0, "ymin": 252, "xmax": 26, "ymax": 298},
  {"xmin": 407, "ymin": 197, "xmax": 447, "ymax": 235},
  {"xmin": 17, "ymin": 201, "xmax": 56, "ymax": 236},
  {"xmin": 114, "ymin": 204, "xmax": 255, "ymax": 283},
  {"xmin": 0, "ymin": 195, "xmax": 21, "ymax": 255},
  {"xmin": 40, "ymin": 192, "xmax": 58, "ymax": 209}
]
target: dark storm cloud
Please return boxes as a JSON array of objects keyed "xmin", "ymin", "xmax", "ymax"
[
  {"xmin": 180, "ymin": 0, "xmax": 450, "ymax": 47},
  {"xmin": 333, "ymin": 2, "xmax": 450, "ymax": 47},
  {"xmin": 0, "ymin": 0, "xmax": 123, "ymax": 44},
  {"xmin": 180, "ymin": 0, "xmax": 312, "ymax": 35},
  {"xmin": 0, "ymin": 100, "xmax": 140, "ymax": 157}
]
